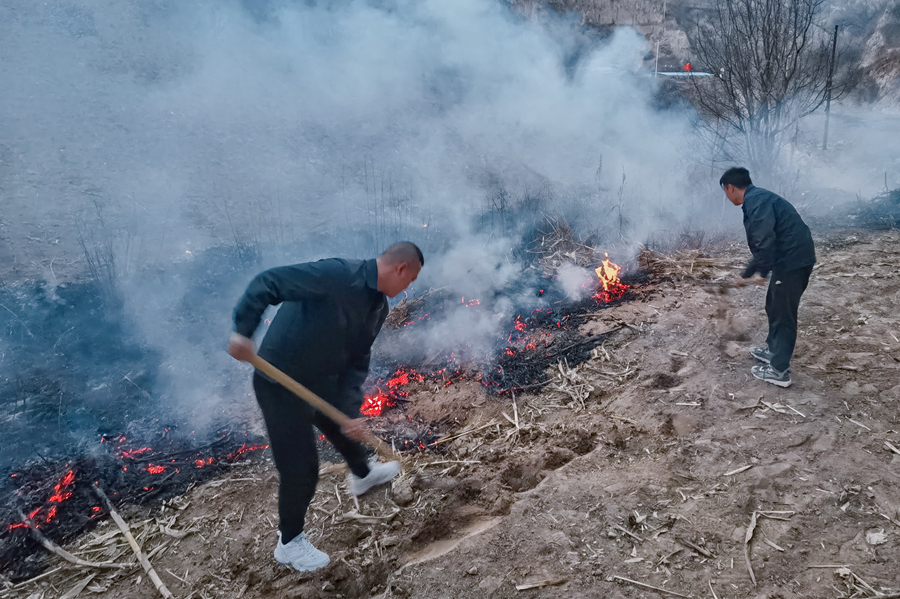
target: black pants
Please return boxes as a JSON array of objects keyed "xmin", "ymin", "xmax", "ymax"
[
  {"xmin": 765, "ymin": 265, "xmax": 813, "ymax": 372},
  {"xmin": 253, "ymin": 372, "xmax": 370, "ymax": 543}
]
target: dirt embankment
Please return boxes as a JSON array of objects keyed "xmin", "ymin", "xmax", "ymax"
[{"xmin": 6, "ymin": 228, "xmax": 900, "ymax": 599}]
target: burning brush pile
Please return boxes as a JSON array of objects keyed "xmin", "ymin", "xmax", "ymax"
[{"xmin": 359, "ymin": 253, "xmax": 645, "ymax": 428}]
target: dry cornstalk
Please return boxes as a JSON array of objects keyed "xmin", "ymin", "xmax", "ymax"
[
  {"xmin": 673, "ymin": 536, "xmax": 714, "ymax": 558},
  {"xmin": 515, "ymin": 578, "xmax": 566, "ymax": 591},
  {"xmin": 18, "ymin": 512, "xmax": 130, "ymax": 570},
  {"xmin": 612, "ymin": 575, "xmax": 693, "ymax": 598},
  {"xmin": 744, "ymin": 511, "xmax": 758, "ymax": 586},
  {"xmin": 724, "ymin": 465, "xmax": 753, "ymax": 477},
  {"xmin": 93, "ymin": 485, "xmax": 175, "ymax": 599},
  {"xmin": 10, "ymin": 566, "xmax": 63, "ymax": 589},
  {"xmin": 613, "ymin": 524, "xmax": 644, "ymax": 543}
]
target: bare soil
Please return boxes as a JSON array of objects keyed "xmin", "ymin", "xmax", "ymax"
[{"xmin": 7, "ymin": 227, "xmax": 900, "ymax": 599}]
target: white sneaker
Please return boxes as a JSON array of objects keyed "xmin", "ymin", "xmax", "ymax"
[
  {"xmin": 274, "ymin": 531, "xmax": 329, "ymax": 572},
  {"xmin": 349, "ymin": 459, "xmax": 400, "ymax": 496}
]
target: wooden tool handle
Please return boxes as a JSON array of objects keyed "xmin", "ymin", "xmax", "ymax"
[{"xmin": 248, "ymin": 355, "xmax": 398, "ymax": 461}]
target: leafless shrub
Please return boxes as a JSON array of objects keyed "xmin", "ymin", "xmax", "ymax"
[
  {"xmin": 685, "ymin": 0, "xmax": 860, "ymax": 174},
  {"xmin": 528, "ymin": 215, "xmax": 595, "ymax": 276}
]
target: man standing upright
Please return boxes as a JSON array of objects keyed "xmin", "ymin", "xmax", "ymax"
[
  {"xmin": 227, "ymin": 242, "xmax": 424, "ymax": 572},
  {"xmin": 720, "ymin": 167, "xmax": 816, "ymax": 388}
]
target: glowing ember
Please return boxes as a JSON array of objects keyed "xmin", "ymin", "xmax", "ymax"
[
  {"xmin": 48, "ymin": 470, "xmax": 75, "ymax": 503},
  {"xmin": 8, "ymin": 469, "xmax": 76, "ymax": 530},
  {"xmin": 225, "ymin": 443, "xmax": 269, "ymax": 459},
  {"xmin": 593, "ymin": 254, "xmax": 629, "ymax": 303},
  {"xmin": 361, "ymin": 368, "xmax": 425, "ymax": 416},
  {"xmin": 117, "ymin": 447, "xmax": 152, "ymax": 459},
  {"xmin": 146, "ymin": 464, "xmax": 168, "ymax": 474},
  {"xmin": 361, "ymin": 391, "xmax": 390, "ymax": 417}
]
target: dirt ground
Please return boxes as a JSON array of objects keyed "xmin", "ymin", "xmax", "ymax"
[{"xmin": 6, "ymin": 226, "xmax": 900, "ymax": 599}]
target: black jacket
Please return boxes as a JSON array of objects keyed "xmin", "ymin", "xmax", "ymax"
[
  {"xmin": 740, "ymin": 186, "xmax": 816, "ymax": 278},
  {"xmin": 233, "ymin": 258, "xmax": 388, "ymax": 417}
]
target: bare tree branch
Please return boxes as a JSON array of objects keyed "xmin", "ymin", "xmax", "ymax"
[{"xmin": 684, "ymin": 0, "xmax": 858, "ymax": 174}]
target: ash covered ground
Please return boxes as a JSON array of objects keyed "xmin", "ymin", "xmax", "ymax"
[{"xmin": 3, "ymin": 229, "xmax": 900, "ymax": 599}]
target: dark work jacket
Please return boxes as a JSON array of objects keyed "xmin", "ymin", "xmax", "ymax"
[
  {"xmin": 740, "ymin": 186, "xmax": 816, "ymax": 278},
  {"xmin": 233, "ymin": 258, "xmax": 388, "ymax": 417}
]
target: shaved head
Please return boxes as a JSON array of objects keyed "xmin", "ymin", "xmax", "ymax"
[
  {"xmin": 376, "ymin": 242, "xmax": 423, "ymax": 298},
  {"xmin": 380, "ymin": 242, "xmax": 424, "ymax": 267}
]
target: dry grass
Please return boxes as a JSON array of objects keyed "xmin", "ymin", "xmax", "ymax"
[
  {"xmin": 637, "ymin": 246, "xmax": 738, "ymax": 281},
  {"xmin": 528, "ymin": 216, "xmax": 595, "ymax": 277}
]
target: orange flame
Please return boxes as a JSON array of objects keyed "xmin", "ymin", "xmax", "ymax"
[{"xmin": 593, "ymin": 254, "xmax": 629, "ymax": 303}]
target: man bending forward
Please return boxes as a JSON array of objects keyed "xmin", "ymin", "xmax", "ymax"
[
  {"xmin": 228, "ymin": 242, "xmax": 423, "ymax": 571},
  {"xmin": 721, "ymin": 167, "xmax": 815, "ymax": 387}
]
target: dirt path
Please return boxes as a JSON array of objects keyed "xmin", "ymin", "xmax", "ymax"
[{"xmin": 8, "ymin": 227, "xmax": 900, "ymax": 599}]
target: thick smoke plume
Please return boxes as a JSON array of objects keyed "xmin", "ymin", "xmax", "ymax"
[{"xmin": 4, "ymin": 0, "xmax": 896, "ymax": 468}]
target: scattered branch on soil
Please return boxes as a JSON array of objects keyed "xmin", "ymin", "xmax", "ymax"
[
  {"xmin": 612, "ymin": 575, "xmax": 694, "ymax": 598},
  {"xmin": 93, "ymin": 485, "xmax": 174, "ymax": 599},
  {"xmin": 743, "ymin": 511, "xmax": 758, "ymax": 586},
  {"xmin": 546, "ymin": 359, "xmax": 594, "ymax": 410},
  {"xmin": 18, "ymin": 511, "xmax": 130, "ymax": 570},
  {"xmin": 514, "ymin": 578, "xmax": 566, "ymax": 591},
  {"xmin": 673, "ymin": 536, "xmax": 715, "ymax": 558},
  {"xmin": 724, "ymin": 464, "xmax": 754, "ymax": 476}
]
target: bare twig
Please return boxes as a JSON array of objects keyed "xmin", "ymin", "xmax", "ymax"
[
  {"xmin": 614, "ymin": 523, "xmax": 645, "ymax": 543},
  {"xmin": 724, "ymin": 465, "xmax": 753, "ymax": 476},
  {"xmin": 744, "ymin": 512, "xmax": 758, "ymax": 586},
  {"xmin": 613, "ymin": 575, "xmax": 693, "ymax": 598},
  {"xmin": 10, "ymin": 566, "xmax": 63, "ymax": 588},
  {"xmin": 515, "ymin": 579, "xmax": 566, "ymax": 591},
  {"xmin": 674, "ymin": 536, "xmax": 715, "ymax": 558},
  {"xmin": 93, "ymin": 484, "xmax": 175, "ymax": 599}
]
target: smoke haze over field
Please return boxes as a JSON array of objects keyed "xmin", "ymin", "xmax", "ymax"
[
  {"xmin": 1, "ymin": 0, "xmax": 899, "ymax": 469},
  {"xmin": 0, "ymin": 0, "xmax": 702, "ymax": 470},
  {"xmin": 1, "ymin": 0, "xmax": 702, "ymax": 275}
]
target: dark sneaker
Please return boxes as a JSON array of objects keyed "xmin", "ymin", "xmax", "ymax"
[
  {"xmin": 274, "ymin": 532, "xmax": 330, "ymax": 572},
  {"xmin": 750, "ymin": 346, "xmax": 773, "ymax": 364},
  {"xmin": 751, "ymin": 364, "xmax": 791, "ymax": 388},
  {"xmin": 349, "ymin": 459, "xmax": 400, "ymax": 496}
]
